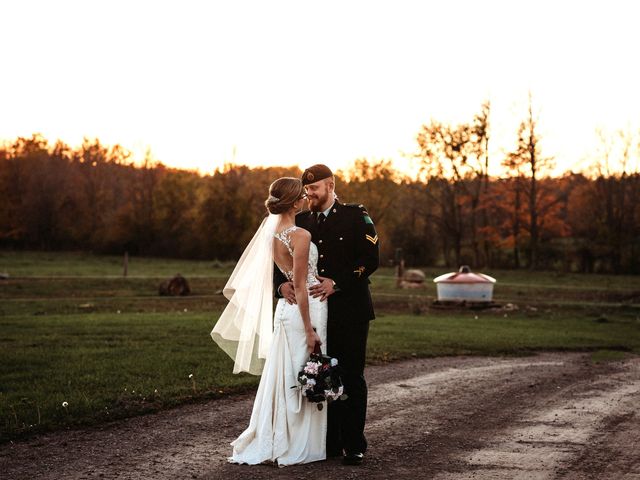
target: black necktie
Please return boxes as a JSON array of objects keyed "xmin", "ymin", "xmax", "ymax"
[{"xmin": 317, "ymin": 212, "xmax": 326, "ymax": 227}]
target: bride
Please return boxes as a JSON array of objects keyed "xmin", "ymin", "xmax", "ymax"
[{"xmin": 211, "ymin": 177, "xmax": 328, "ymax": 466}]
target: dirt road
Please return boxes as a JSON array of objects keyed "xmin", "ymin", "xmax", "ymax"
[{"xmin": 2, "ymin": 352, "xmax": 639, "ymax": 479}]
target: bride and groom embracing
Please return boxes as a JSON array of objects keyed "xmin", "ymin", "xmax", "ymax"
[{"xmin": 211, "ymin": 164, "xmax": 379, "ymax": 467}]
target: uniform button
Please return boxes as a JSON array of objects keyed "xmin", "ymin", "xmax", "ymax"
[
  {"xmin": 320, "ymin": 269, "xmax": 325, "ymax": 273},
  {"xmin": 319, "ymin": 240, "xmax": 323, "ymax": 244},
  {"xmin": 320, "ymin": 254, "xmax": 324, "ymax": 258},
  {"xmin": 339, "ymin": 237, "xmax": 343, "ymax": 241}
]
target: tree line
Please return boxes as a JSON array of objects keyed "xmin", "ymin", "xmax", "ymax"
[{"xmin": 2, "ymin": 102, "xmax": 639, "ymax": 273}]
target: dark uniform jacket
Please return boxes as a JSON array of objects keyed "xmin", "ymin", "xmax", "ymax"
[{"xmin": 274, "ymin": 200, "xmax": 379, "ymax": 325}]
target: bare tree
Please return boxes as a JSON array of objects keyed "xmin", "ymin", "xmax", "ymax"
[
  {"xmin": 502, "ymin": 138, "xmax": 526, "ymax": 269},
  {"xmin": 589, "ymin": 128, "xmax": 639, "ymax": 271},
  {"xmin": 415, "ymin": 102, "xmax": 491, "ymax": 267},
  {"xmin": 506, "ymin": 93, "xmax": 554, "ymax": 269},
  {"xmin": 470, "ymin": 100, "xmax": 491, "ymax": 266}
]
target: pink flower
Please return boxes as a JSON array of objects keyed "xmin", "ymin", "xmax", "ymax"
[{"xmin": 303, "ymin": 361, "xmax": 320, "ymax": 375}]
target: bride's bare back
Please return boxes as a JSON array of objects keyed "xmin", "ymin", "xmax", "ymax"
[{"xmin": 274, "ymin": 225, "xmax": 311, "ymax": 284}]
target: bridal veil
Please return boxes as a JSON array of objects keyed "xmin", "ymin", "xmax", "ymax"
[{"xmin": 211, "ymin": 214, "xmax": 279, "ymax": 375}]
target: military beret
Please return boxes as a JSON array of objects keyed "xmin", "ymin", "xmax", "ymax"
[{"xmin": 301, "ymin": 164, "xmax": 333, "ymax": 185}]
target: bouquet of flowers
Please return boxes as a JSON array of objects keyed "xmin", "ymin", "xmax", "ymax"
[{"xmin": 296, "ymin": 352, "xmax": 347, "ymax": 411}]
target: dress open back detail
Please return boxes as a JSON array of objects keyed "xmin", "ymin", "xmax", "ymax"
[{"xmin": 274, "ymin": 226, "xmax": 320, "ymax": 287}]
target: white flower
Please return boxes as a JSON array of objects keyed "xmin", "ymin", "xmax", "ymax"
[
  {"xmin": 189, "ymin": 373, "xmax": 194, "ymax": 379},
  {"xmin": 306, "ymin": 378, "xmax": 316, "ymax": 387},
  {"xmin": 117, "ymin": 310, "xmax": 121, "ymax": 314},
  {"xmin": 330, "ymin": 358, "xmax": 338, "ymax": 367},
  {"xmin": 184, "ymin": 308, "xmax": 188, "ymax": 312},
  {"xmin": 325, "ymin": 385, "xmax": 344, "ymax": 400},
  {"xmin": 62, "ymin": 401, "xmax": 68, "ymax": 408},
  {"xmin": 154, "ymin": 389, "xmax": 158, "ymax": 393}
]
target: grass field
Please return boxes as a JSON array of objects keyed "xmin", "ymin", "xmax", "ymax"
[{"xmin": 1, "ymin": 250, "xmax": 639, "ymax": 442}]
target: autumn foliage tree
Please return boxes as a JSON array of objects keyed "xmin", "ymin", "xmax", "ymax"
[
  {"xmin": 502, "ymin": 94, "xmax": 560, "ymax": 269},
  {"xmin": 1, "ymin": 122, "xmax": 639, "ymax": 273},
  {"xmin": 566, "ymin": 129, "xmax": 640, "ymax": 272},
  {"xmin": 413, "ymin": 102, "xmax": 491, "ymax": 267}
]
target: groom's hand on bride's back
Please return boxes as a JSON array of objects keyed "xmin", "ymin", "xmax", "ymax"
[{"xmin": 279, "ymin": 282, "xmax": 297, "ymax": 304}]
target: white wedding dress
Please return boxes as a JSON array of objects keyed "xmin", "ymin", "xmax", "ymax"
[{"xmin": 229, "ymin": 226, "xmax": 328, "ymax": 466}]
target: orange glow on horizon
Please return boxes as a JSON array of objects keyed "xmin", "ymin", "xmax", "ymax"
[{"xmin": 1, "ymin": 1, "xmax": 639, "ymax": 178}]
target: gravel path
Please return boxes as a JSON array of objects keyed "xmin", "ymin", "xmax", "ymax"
[{"xmin": 2, "ymin": 352, "xmax": 639, "ymax": 479}]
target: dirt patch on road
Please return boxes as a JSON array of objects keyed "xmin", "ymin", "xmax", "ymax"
[{"xmin": 1, "ymin": 352, "xmax": 639, "ymax": 480}]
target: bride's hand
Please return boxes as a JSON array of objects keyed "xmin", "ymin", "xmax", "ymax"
[{"xmin": 306, "ymin": 329, "xmax": 322, "ymax": 353}]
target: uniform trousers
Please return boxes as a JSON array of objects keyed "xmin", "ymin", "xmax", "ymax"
[{"xmin": 326, "ymin": 319, "xmax": 370, "ymax": 455}]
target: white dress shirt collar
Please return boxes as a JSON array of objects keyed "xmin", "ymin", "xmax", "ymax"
[{"xmin": 321, "ymin": 201, "xmax": 335, "ymax": 217}]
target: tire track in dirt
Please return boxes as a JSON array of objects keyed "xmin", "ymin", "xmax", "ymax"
[
  {"xmin": 1, "ymin": 353, "xmax": 638, "ymax": 480},
  {"xmin": 432, "ymin": 360, "xmax": 640, "ymax": 479},
  {"xmin": 559, "ymin": 409, "xmax": 640, "ymax": 479}
]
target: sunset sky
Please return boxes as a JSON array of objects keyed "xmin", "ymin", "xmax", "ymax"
[{"xmin": 2, "ymin": 0, "xmax": 639, "ymax": 177}]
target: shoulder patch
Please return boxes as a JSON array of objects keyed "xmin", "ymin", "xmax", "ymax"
[{"xmin": 357, "ymin": 204, "xmax": 373, "ymax": 224}]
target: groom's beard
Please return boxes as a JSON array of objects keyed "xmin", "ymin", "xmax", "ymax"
[{"xmin": 307, "ymin": 191, "xmax": 331, "ymax": 212}]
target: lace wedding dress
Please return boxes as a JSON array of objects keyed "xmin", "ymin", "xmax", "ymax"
[{"xmin": 229, "ymin": 226, "xmax": 328, "ymax": 466}]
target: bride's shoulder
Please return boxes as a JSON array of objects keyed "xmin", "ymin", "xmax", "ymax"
[
  {"xmin": 291, "ymin": 226, "xmax": 311, "ymax": 241},
  {"xmin": 289, "ymin": 228, "xmax": 311, "ymax": 250}
]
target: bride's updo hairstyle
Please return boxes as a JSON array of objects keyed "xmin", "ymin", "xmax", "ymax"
[{"xmin": 265, "ymin": 177, "xmax": 304, "ymax": 215}]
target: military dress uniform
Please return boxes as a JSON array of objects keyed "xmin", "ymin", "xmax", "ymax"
[{"xmin": 274, "ymin": 199, "xmax": 379, "ymax": 456}]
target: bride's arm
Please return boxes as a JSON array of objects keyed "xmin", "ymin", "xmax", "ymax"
[{"xmin": 291, "ymin": 229, "xmax": 321, "ymax": 352}]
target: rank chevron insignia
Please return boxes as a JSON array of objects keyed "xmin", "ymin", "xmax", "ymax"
[{"xmin": 365, "ymin": 234, "xmax": 378, "ymax": 245}]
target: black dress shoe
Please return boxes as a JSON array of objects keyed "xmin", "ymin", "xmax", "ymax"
[{"xmin": 342, "ymin": 452, "xmax": 364, "ymax": 465}]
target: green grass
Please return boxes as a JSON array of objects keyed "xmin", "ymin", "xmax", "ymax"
[
  {"xmin": 0, "ymin": 250, "xmax": 639, "ymax": 442},
  {"xmin": 590, "ymin": 349, "xmax": 631, "ymax": 363},
  {"xmin": 2, "ymin": 309, "xmax": 639, "ymax": 442},
  {"xmin": 368, "ymin": 311, "xmax": 640, "ymax": 362},
  {"xmin": 0, "ymin": 312, "xmax": 259, "ymax": 442},
  {"xmin": 0, "ymin": 250, "xmax": 234, "ymax": 277}
]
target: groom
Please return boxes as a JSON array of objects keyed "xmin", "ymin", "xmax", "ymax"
[{"xmin": 274, "ymin": 164, "xmax": 379, "ymax": 465}]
